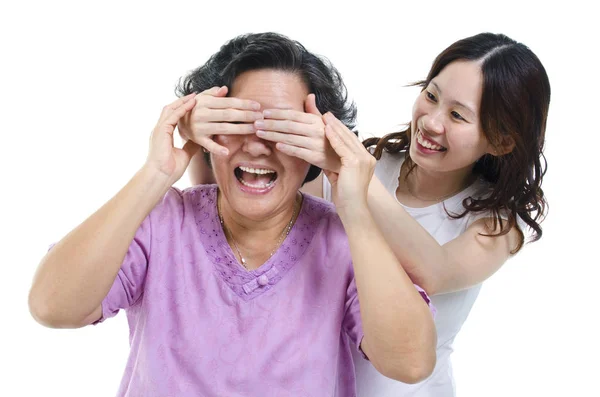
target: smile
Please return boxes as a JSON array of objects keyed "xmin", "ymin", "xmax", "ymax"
[
  {"xmin": 416, "ymin": 130, "xmax": 447, "ymax": 152},
  {"xmin": 235, "ymin": 166, "xmax": 278, "ymax": 189}
]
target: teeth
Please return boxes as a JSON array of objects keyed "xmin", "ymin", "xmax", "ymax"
[
  {"xmin": 417, "ymin": 131, "xmax": 444, "ymax": 151},
  {"xmin": 239, "ymin": 178, "xmax": 275, "ymax": 188},
  {"xmin": 239, "ymin": 166, "xmax": 276, "ymax": 175}
]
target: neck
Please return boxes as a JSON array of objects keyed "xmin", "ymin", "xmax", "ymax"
[
  {"xmin": 403, "ymin": 162, "xmax": 476, "ymax": 202},
  {"xmin": 217, "ymin": 190, "xmax": 301, "ymax": 268}
]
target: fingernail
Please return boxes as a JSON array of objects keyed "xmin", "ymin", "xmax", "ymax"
[
  {"xmin": 220, "ymin": 148, "xmax": 229, "ymax": 156},
  {"xmin": 256, "ymin": 130, "xmax": 266, "ymax": 137},
  {"xmin": 263, "ymin": 110, "xmax": 272, "ymax": 118},
  {"xmin": 252, "ymin": 102, "xmax": 261, "ymax": 110},
  {"xmin": 254, "ymin": 120, "xmax": 265, "ymax": 129}
]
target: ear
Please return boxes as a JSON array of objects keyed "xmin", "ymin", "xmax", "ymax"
[{"xmin": 488, "ymin": 134, "xmax": 515, "ymax": 156}]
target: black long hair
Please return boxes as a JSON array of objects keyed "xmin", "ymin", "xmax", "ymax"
[{"xmin": 364, "ymin": 33, "xmax": 550, "ymax": 252}]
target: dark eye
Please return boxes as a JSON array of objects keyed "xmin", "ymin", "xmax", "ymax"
[
  {"xmin": 451, "ymin": 111, "xmax": 465, "ymax": 121},
  {"xmin": 425, "ymin": 91, "xmax": 437, "ymax": 102}
]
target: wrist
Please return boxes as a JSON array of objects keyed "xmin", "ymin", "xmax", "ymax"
[
  {"xmin": 337, "ymin": 203, "xmax": 371, "ymax": 226},
  {"xmin": 136, "ymin": 164, "xmax": 176, "ymax": 199}
]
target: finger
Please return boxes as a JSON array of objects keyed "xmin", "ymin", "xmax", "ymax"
[
  {"xmin": 304, "ymin": 93, "xmax": 322, "ymax": 116},
  {"xmin": 275, "ymin": 142, "xmax": 324, "ymax": 165},
  {"xmin": 257, "ymin": 130, "xmax": 317, "ymax": 149},
  {"xmin": 262, "ymin": 108, "xmax": 318, "ymax": 124},
  {"xmin": 199, "ymin": 122, "xmax": 256, "ymax": 135},
  {"xmin": 255, "ymin": 119, "xmax": 319, "ymax": 136},
  {"xmin": 196, "ymin": 136, "xmax": 229, "ymax": 156},
  {"xmin": 200, "ymin": 108, "xmax": 263, "ymax": 123},
  {"xmin": 158, "ymin": 93, "xmax": 197, "ymax": 123},
  {"xmin": 162, "ymin": 96, "xmax": 197, "ymax": 130},
  {"xmin": 324, "ymin": 113, "xmax": 363, "ymax": 152},
  {"xmin": 199, "ymin": 86, "xmax": 222, "ymax": 96},
  {"xmin": 199, "ymin": 96, "xmax": 261, "ymax": 110},
  {"xmin": 325, "ymin": 124, "xmax": 353, "ymax": 160}
]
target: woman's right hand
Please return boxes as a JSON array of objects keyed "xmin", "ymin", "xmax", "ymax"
[
  {"xmin": 177, "ymin": 86, "xmax": 264, "ymax": 155},
  {"xmin": 145, "ymin": 93, "xmax": 202, "ymax": 184}
]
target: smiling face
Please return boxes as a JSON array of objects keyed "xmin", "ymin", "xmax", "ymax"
[
  {"xmin": 409, "ymin": 60, "xmax": 494, "ymax": 175},
  {"xmin": 210, "ymin": 69, "xmax": 311, "ymax": 222}
]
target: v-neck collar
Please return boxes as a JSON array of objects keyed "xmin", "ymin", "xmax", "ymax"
[{"xmin": 191, "ymin": 185, "xmax": 315, "ymax": 301}]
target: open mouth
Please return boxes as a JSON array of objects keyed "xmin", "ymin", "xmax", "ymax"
[
  {"xmin": 234, "ymin": 166, "xmax": 278, "ymax": 189},
  {"xmin": 416, "ymin": 130, "xmax": 447, "ymax": 152}
]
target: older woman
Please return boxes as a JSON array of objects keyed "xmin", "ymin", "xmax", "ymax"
[{"xmin": 28, "ymin": 33, "xmax": 436, "ymax": 396}]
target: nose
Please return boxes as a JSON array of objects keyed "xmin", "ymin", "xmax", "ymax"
[
  {"xmin": 242, "ymin": 133, "xmax": 272, "ymax": 157},
  {"xmin": 421, "ymin": 111, "xmax": 445, "ymax": 136}
]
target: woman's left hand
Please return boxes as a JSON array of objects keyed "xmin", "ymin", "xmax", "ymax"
[
  {"xmin": 255, "ymin": 93, "xmax": 342, "ymax": 173},
  {"xmin": 321, "ymin": 112, "xmax": 376, "ymax": 213}
]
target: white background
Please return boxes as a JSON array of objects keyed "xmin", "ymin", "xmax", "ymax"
[{"xmin": 1, "ymin": 0, "xmax": 597, "ymax": 396}]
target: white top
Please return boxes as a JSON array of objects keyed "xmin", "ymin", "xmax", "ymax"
[{"xmin": 324, "ymin": 150, "xmax": 495, "ymax": 397}]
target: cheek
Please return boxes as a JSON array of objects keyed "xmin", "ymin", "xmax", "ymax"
[
  {"xmin": 412, "ymin": 94, "xmax": 427, "ymax": 120},
  {"xmin": 283, "ymin": 157, "xmax": 311, "ymax": 182},
  {"xmin": 449, "ymin": 130, "xmax": 488, "ymax": 155}
]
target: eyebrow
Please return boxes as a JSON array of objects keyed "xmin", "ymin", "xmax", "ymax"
[{"xmin": 430, "ymin": 81, "xmax": 476, "ymax": 118}]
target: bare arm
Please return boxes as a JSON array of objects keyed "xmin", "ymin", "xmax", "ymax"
[
  {"xmin": 28, "ymin": 95, "xmax": 200, "ymax": 328},
  {"xmin": 324, "ymin": 114, "xmax": 436, "ymax": 383},
  {"xmin": 343, "ymin": 207, "xmax": 437, "ymax": 383},
  {"xmin": 258, "ymin": 104, "xmax": 519, "ymax": 295},
  {"xmin": 29, "ymin": 167, "xmax": 172, "ymax": 328},
  {"xmin": 368, "ymin": 176, "xmax": 520, "ymax": 295}
]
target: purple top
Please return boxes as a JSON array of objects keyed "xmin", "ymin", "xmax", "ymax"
[{"xmin": 93, "ymin": 185, "xmax": 432, "ymax": 396}]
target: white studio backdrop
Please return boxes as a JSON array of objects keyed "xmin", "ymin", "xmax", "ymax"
[{"xmin": 1, "ymin": 1, "xmax": 597, "ymax": 396}]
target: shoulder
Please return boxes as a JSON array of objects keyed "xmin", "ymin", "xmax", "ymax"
[
  {"xmin": 150, "ymin": 184, "xmax": 217, "ymax": 227},
  {"xmin": 374, "ymin": 149, "xmax": 405, "ymax": 175},
  {"xmin": 301, "ymin": 194, "xmax": 348, "ymax": 245}
]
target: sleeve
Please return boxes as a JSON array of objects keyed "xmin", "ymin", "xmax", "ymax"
[
  {"xmin": 92, "ymin": 214, "xmax": 153, "ymax": 325},
  {"xmin": 93, "ymin": 187, "xmax": 185, "ymax": 324},
  {"xmin": 342, "ymin": 277, "xmax": 365, "ymax": 358},
  {"xmin": 413, "ymin": 283, "xmax": 437, "ymax": 318}
]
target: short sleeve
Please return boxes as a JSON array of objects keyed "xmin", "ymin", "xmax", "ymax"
[
  {"xmin": 92, "ymin": 214, "xmax": 152, "ymax": 324},
  {"xmin": 414, "ymin": 283, "xmax": 437, "ymax": 318},
  {"xmin": 342, "ymin": 277, "xmax": 364, "ymax": 357}
]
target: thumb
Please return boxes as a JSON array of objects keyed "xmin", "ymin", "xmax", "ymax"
[
  {"xmin": 305, "ymin": 93, "xmax": 321, "ymax": 115},
  {"xmin": 181, "ymin": 139, "xmax": 202, "ymax": 160}
]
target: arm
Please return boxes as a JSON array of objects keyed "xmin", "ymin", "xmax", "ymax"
[
  {"xmin": 324, "ymin": 114, "xmax": 436, "ymax": 383},
  {"xmin": 252, "ymin": 97, "xmax": 517, "ymax": 295},
  {"xmin": 28, "ymin": 94, "xmax": 200, "ymax": 328},
  {"xmin": 367, "ymin": 177, "xmax": 521, "ymax": 295}
]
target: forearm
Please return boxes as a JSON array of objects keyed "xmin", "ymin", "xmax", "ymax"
[
  {"xmin": 29, "ymin": 166, "xmax": 171, "ymax": 327},
  {"xmin": 339, "ymin": 206, "xmax": 436, "ymax": 382},
  {"xmin": 367, "ymin": 176, "xmax": 449, "ymax": 295}
]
